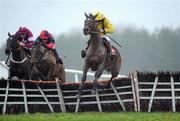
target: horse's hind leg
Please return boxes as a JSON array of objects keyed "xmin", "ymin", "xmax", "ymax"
[
  {"xmin": 47, "ymin": 65, "xmax": 56, "ymax": 80},
  {"xmin": 106, "ymin": 71, "xmax": 119, "ymax": 88},
  {"xmin": 92, "ymin": 65, "xmax": 104, "ymax": 94},
  {"xmin": 106, "ymin": 56, "xmax": 121, "ymax": 88}
]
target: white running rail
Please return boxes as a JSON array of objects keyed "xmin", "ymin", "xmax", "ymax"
[
  {"xmin": 0, "ymin": 61, "xmax": 127, "ymax": 82},
  {"xmin": 65, "ymin": 69, "xmax": 127, "ymax": 82}
]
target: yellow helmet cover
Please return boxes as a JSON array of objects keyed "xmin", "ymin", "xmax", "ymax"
[{"xmin": 93, "ymin": 11, "xmax": 104, "ymax": 21}]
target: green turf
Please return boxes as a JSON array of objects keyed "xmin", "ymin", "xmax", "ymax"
[{"xmin": 0, "ymin": 112, "xmax": 180, "ymax": 121}]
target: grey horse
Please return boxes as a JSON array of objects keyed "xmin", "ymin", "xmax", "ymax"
[{"xmin": 77, "ymin": 13, "xmax": 121, "ymax": 98}]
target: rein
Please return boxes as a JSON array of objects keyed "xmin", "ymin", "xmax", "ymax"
[
  {"xmin": 90, "ymin": 31, "xmax": 122, "ymax": 48},
  {"xmin": 16, "ymin": 46, "xmax": 21, "ymax": 51},
  {"xmin": 91, "ymin": 31, "xmax": 99, "ymax": 34}
]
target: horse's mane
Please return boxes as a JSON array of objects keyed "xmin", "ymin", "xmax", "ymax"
[{"xmin": 89, "ymin": 13, "xmax": 94, "ymax": 18}]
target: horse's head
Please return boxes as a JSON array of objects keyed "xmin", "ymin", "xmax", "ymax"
[
  {"xmin": 83, "ymin": 13, "xmax": 99, "ymax": 35},
  {"xmin": 30, "ymin": 44, "xmax": 48, "ymax": 63},
  {"xmin": 5, "ymin": 32, "xmax": 20, "ymax": 55}
]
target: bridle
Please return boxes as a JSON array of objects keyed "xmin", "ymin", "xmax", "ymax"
[{"xmin": 9, "ymin": 40, "xmax": 27, "ymax": 64}]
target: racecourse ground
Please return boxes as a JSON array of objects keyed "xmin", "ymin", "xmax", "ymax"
[{"xmin": 0, "ymin": 112, "xmax": 179, "ymax": 121}]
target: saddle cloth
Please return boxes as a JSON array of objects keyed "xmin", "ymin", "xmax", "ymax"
[{"xmin": 111, "ymin": 48, "xmax": 116, "ymax": 55}]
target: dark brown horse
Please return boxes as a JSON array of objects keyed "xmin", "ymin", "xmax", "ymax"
[
  {"xmin": 77, "ymin": 13, "xmax": 121, "ymax": 98},
  {"xmin": 30, "ymin": 44, "xmax": 65, "ymax": 83},
  {"xmin": 5, "ymin": 33, "xmax": 31, "ymax": 80}
]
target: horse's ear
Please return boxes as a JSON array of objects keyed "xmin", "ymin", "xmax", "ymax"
[
  {"xmin": 8, "ymin": 32, "xmax": 11, "ymax": 37},
  {"xmin": 85, "ymin": 12, "xmax": 89, "ymax": 18},
  {"xmin": 93, "ymin": 13, "xmax": 98, "ymax": 20}
]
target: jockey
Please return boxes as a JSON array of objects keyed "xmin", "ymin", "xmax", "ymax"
[
  {"xmin": 15, "ymin": 26, "xmax": 34, "ymax": 55},
  {"xmin": 34, "ymin": 30, "xmax": 63, "ymax": 65},
  {"xmin": 81, "ymin": 11, "xmax": 115, "ymax": 59}
]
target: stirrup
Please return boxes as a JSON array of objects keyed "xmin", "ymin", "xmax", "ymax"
[{"xmin": 81, "ymin": 50, "xmax": 86, "ymax": 58}]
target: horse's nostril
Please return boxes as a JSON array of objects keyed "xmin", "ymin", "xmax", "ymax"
[
  {"xmin": 84, "ymin": 28, "xmax": 90, "ymax": 31},
  {"xmin": 5, "ymin": 49, "xmax": 10, "ymax": 55},
  {"xmin": 83, "ymin": 27, "xmax": 91, "ymax": 35}
]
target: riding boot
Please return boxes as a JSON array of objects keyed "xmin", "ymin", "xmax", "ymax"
[
  {"xmin": 81, "ymin": 39, "xmax": 90, "ymax": 58},
  {"xmin": 52, "ymin": 49, "xmax": 63, "ymax": 64},
  {"xmin": 23, "ymin": 47, "xmax": 31, "ymax": 56}
]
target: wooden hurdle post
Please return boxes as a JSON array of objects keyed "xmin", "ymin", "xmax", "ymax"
[
  {"xmin": 21, "ymin": 81, "xmax": 28, "ymax": 113},
  {"xmin": 55, "ymin": 78, "xmax": 66, "ymax": 112},
  {"xmin": 170, "ymin": 75, "xmax": 176, "ymax": 112},
  {"xmin": 129, "ymin": 73, "xmax": 138, "ymax": 111},
  {"xmin": 75, "ymin": 86, "xmax": 102, "ymax": 113},
  {"xmin": 110, "ymin": 82, "xmax": 126, "ymax": 111},
  {"xmin": 36, "ymin": 84, "xmax": 54, "ymax": 113},
  {"xmin": 2, "ymin": 81, "xmax": 9, "ymax": 114},
  {"xmin": 148, "ymin": 76, "xmax": 158, "ymax": 112},
  {"xmin": 131, "ymin": 71, "xmax": 140, "ymax": 111}
]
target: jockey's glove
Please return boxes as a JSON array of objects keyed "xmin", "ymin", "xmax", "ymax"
[
  {"xmin": 19, "ymin": 42, "xmax": 25, "ymax": 47},
  {"xmin": 42, "ymin": 43, "xmax": 47, "ymax": 48},
  {"xmin": 100, "ymin": 29, "xmax": 104, "ymax": 33},
  {"xmin": 100, "ymin": 29, "xmax": 106, "ymax": 34}
]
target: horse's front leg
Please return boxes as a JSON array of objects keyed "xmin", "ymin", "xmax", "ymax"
[
  {"xmin": 47, "ymin": 64, "xmax": 56, "ymax": 80},
  {"xmin": 8, "ymin": 64, "xmax": 13, "ymax": 79},
  {"xmin": 92, "ymin": 64, "xmax": 105, "ymax": 94},
  {"xmin": 25, "ymin": 63, "xmax": 31, "ymax": 80},
  {"xmin": 77, "ymin": 64, "xmax": 89, "ymax": 99},
  {"xmin": 30, "ymin": 66, "xmax": 42, "ymax": 80}
]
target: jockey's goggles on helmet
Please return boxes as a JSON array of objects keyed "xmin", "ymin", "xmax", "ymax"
[
  {"xmin": 20, "ymin": 33, "xmax": 26, "ymax": 39},
  {"xmin": 20, "ymin": 33, "xmax": 26, "ymax": 36},
  {"xmin": 95, "ymin": 20, "xmax": 103, "ymax": 23},
  {"xmin": 42, "ymin": 38, "xmax": 48, "ymax": 41}
]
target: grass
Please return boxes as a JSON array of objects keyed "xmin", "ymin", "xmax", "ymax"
[{"xmin": 0, "ymin": 112, "xmax": 180, "ymax": 121}]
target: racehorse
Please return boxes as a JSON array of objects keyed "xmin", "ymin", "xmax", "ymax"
[
  {"xmin": 30, "ymin": 44, "xmax": 65, "ymax": 83},
  {"xmin": 77, "ymin": 13, "xmax": 121, "ymax": 98},
  {"xmin": 5, "ymin": 32, "xmax": 31, "ymax": 80}
]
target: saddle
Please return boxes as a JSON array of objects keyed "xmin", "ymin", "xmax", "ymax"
[
  {"xmin": 103, "ymin": 41, "xmax": 116, "ymax": 57},
  {"xmin": 111, "ymin": 48, "xmax": 116, "ymax": 55}
]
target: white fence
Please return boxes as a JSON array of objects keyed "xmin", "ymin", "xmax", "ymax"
[
  {"xmin": 0, "ymin": 78, "xmax": 135, "ymax": 114},
  {"xmin": 1, "ymin": 69, "xmax": 180, "ymax": 113}
]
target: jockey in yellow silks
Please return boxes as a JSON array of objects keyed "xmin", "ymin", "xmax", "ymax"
[{"xmin": 81, "ymin": 11, "xmax": 115, "ymax": 59}]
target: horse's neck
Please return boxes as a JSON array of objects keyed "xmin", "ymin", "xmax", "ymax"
[
  {"xmin": 89, "ymin": 34, "xmax": 102, "ymax": 49},
  {"xmin": 11, "ymin": 50, "xmax": 25, "ymax": 61}
]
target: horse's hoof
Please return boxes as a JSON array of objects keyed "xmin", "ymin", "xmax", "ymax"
[
  {"xmin": 97, "ymin": 83, "xmax": 104, "ymax": 89},
  {"xmin": 105, "ymin": 83, "xmax": 111, "ymax": 89},
  {"xmin": 76, "ymin": 94, "xmax": 81, "ymax": 99},
  {"xmin": 12, "ymin": 76, "xmax": 18, "ymax": 80},
  {"xmin": 91, "ymin": 90, "xmax": 96, "ymax": 95}
]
